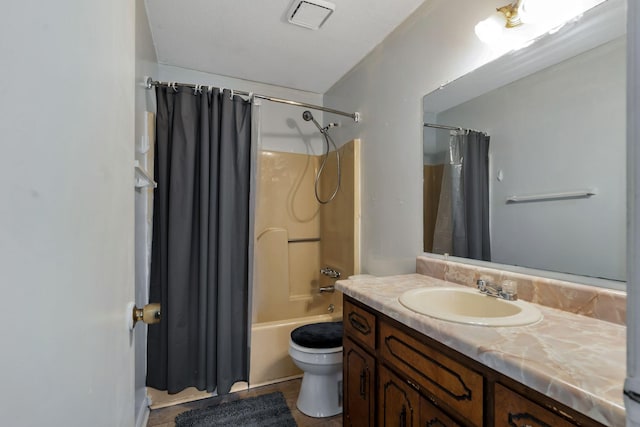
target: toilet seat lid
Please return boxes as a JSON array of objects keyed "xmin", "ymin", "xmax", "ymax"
[{"xmin": 290, "ymin": 321, "xmax": 343, "ymax": 349}]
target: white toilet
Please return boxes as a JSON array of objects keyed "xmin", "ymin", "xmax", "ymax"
[{"xmin": 288, "ymin": 321, "xmax": 343, "ymax": 417}]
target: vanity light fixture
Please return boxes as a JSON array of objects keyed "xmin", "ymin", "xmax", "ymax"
[
  {"xmin": 475, "ymin": 0, "xmax": 596, "ymax": 45},
  {"xmin": 474, "ymin": 0, "xmax": 523, "ymax": 44},
  {"xmin": 497, "ymin": 0, "xmax": 524, "ymax": 28}
]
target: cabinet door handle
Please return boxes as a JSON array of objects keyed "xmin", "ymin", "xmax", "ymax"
[
  {"xmin": 399, "ymin": 405, "xmax": 407, "ymax": 427},
  {"xmin": 359, "ymin": 369, "xmax": 367, "ymax": 398},
  {"xmin": 348, "ymin": 312, "xmax": 371, "ymax": 335},
  {"xmin": 425, "ymin": 418, "xmax": 447, "ymax": 427},
  {"xmin": 508, "ymin": 412, "xmax": 551, "ymax": 427}
]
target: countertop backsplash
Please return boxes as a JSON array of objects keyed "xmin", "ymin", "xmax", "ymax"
[{"xmin": 416, "ymin": 255, "xmax": 626, "ymax": 325}]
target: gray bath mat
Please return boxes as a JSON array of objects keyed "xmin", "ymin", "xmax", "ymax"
[{"xmin": 174, "ymin": 391, "xmax": 297, "ymax": 427}]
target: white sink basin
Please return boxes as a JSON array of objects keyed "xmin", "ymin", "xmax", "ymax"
[{"xmin": 398, "ymin": 287, "xmax": 542, "ymax": 327}]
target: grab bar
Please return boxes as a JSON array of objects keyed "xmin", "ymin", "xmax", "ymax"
[
  {"xmin": 506, "ymin": 190, "xmax": 596, "ymax": 204},
  {"xmin": 287, "ymin": 237, "xmax": 321, "ymax": 243}
]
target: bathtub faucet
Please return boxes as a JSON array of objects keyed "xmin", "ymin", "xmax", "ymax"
[{"xmin": 320, "ymin": 267, "xmax": 341, "ymax": 279}]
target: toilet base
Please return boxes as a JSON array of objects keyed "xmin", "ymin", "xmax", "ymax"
[{"xmin": 296, "ymin": 370, "xmax": 343, "ymax": 418}]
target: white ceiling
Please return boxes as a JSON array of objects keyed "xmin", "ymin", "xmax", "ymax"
[{"xmin": 144, "ymin": 0, "xmax": 428, "ymax": 93}]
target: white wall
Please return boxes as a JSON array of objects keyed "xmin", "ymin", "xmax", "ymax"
[
  {"xmin": 0, "ymin": 2, "xmax": 136, "ymax": 427},
  {"xmin": 157, "ymin": 65, "xmax": 327, "ymax": 155},
  {"xmin": 436, "ymin": 37, "xmax": 626, "ymax": 281},
  {"xmin": 323, "ymin": 0, "xmax": 606, "ymax": 275},
  {"xmin": 134, "ymin": 0, "xmax": 158, "ymax": 425}
]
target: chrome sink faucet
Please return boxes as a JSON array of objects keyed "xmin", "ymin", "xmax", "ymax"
[{"xmin": 476, "ymin": 279, "xmax": 518, "ymax": 301}]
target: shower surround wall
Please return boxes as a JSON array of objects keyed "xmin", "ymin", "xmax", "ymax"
[{"xmin": 250, "ymin": 139, "xmax": 360, "ymax": 387}]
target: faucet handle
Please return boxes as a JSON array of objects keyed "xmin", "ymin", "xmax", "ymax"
[
  {"xmin": 320, "ymin": 267, "xmax": 341, "ymax": 279},
  {"xmin": 476, "ymin": 279, "xmax": 487, "ymax": 291},
  {"xmin": 501, "ymin": 280, "xmax": 518, "ymax": 300}
]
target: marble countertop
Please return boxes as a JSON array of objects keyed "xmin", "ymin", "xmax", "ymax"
[{"xmin": 336, "ymin": 274, "xmax": 626, "ymax": 426}]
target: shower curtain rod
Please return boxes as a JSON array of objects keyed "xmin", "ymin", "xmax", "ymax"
[
  {"xmin": 145, "ymin": 77, "xmax": 360, "ymax": 122},
  {"xmin": 424, "ymin": 122, "xmax": 486, "ymax": 135}
]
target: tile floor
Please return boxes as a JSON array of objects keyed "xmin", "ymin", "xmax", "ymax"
[{"xmin": 146, "ymin": 378, "xmax": 342, "ymax": 427}]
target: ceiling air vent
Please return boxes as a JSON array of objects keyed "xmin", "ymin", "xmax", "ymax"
[{"xmin": 287, "ymin": 0, "xmax": 336, "ymax": 30}]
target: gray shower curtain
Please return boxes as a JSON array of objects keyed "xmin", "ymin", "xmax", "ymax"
[
  {"xmin": 459, "ymin": 131, "xmax": 490, "ymax": 260},
  {"xmin": 433, "ymin": 130, "xmax": 490, "ymax": 261},
  {"xmin": 147, "ymin": 86, "xmax": 252, "ymax": 395}
]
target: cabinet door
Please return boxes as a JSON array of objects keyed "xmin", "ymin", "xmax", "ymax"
[
  {"xmin": 344, "ymin": 337, "xmax": 376, "ymax": 427},
  {"xmin": 420, "ymin": 396, "xmax": 462, "ymax": 427},
  {"xmin": 379, "ymin": 366, "xmax": 420, "ymax": 427}
]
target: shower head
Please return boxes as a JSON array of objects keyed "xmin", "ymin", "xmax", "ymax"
[
  {"xmin": 302, "ymin": 110, "xmax": 324, "ymax": 133},
  {"xmin": 302, "ymin": 110, "xmax": 314, "ymax": 121}
]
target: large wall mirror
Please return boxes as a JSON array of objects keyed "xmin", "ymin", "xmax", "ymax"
[{"xmin": 422, "ymin": 0, "xmax": 626, "ymax": 288}]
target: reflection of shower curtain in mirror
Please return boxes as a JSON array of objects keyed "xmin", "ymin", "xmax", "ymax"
[{"xmin": 432, "ymin": 130, "xmax": 491, "ymax": 261}]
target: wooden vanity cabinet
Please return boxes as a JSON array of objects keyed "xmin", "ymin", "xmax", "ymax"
[{"xmin": 342, "ymin": 296, "xmax": 606, "ymax": 427}]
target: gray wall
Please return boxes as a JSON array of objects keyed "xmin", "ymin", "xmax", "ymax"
[{"xmin": 437, "ymin": 37, "xmax": 626, "ymax": 280}]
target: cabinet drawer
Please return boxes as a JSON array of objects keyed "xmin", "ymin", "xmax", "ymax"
[
  {"xmin": 344, "ymin": 299, "xmax": 376, "ymax": 351},
  {"xmin": 421, "ymin": 396, "xmax": 462, "ymax": 427},
  {"xmin": 379, "ymin": 320, "xmax": 483, "ymax": 427},
  {"xmin": 494, "ymin": 383, "xmax": 576, "ymax": 427}
]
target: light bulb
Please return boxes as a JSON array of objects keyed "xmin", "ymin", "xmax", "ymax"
[{"xmin": 474, "ymin": 12, "xmax": 506, "ymax": 44}]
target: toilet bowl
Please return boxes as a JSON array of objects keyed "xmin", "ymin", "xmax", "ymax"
[{"xmin": 288, "ymin": 321, "xmax": 343, "ymax": 417}]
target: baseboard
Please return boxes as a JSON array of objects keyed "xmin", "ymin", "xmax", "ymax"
[
  {"xmin": 135, "ymin": 395, "xmax": 150, "ymax": 427},
  {"xmin": 248, "ymin": 374, "xmax": 303, "ymax": 390}
]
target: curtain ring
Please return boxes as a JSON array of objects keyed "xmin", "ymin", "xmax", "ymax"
[
  {"xmin": 248, "ymin": 92, "xmax": 254, "ymax": 103},
  {"xmin": 171, "ymin": 82, "xmax": 178, "ymax": 92},
  {"xmin": 208, "ymin": 85, "xmax": 213, "ymax": 93},
  {"xmin": 229, "ymin": 89, "xmax": 234, "ymax": 100}
]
